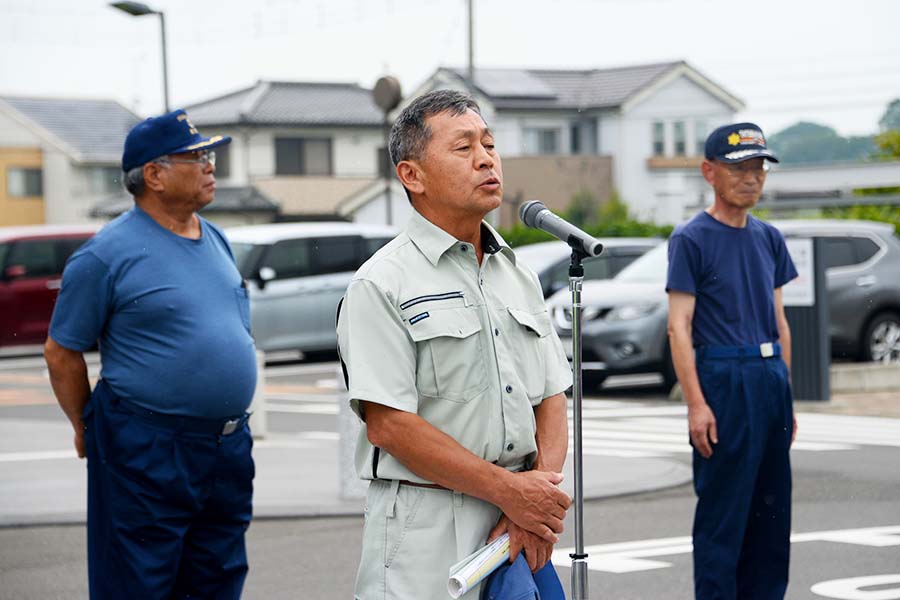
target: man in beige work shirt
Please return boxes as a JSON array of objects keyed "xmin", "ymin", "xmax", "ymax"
[{"xmin": 337, "ymin": 90, "xmax": 573, "ymax": 599}]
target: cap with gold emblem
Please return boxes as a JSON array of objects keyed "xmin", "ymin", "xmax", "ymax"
[
  {"xmin": 704, "ymin": 122, "xmax": 779, "ymax": 164},
  {"xmin": 122, "ymin": 109, "xmax": 231, "ymax": 172}
]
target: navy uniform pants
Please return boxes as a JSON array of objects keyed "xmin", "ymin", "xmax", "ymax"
[
  {"xmin": 83, "ymin": 380, "xmax": 254, "ymax": 599},
  {"xmin": 692, "ymin": 355, "xmax": 793, "ymax": 600}
]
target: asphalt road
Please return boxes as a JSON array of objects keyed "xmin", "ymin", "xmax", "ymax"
[{"xmin": 1, "ymin": 355, "xmax": 898, "ymax": 599}]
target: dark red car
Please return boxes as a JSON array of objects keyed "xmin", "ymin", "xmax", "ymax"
[{"xmin": 0, "ymin": 225, "xmax": 98, "ymax": 348}]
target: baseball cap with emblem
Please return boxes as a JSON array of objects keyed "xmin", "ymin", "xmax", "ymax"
[
  {"xmin": 121, "ymin": 108, "xmax": 231, "ymax": 172},
  {"xmin": 705, "ymin": 122, "xmax": 779, "ymax": 164}
]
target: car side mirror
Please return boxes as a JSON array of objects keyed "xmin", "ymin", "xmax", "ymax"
[
  {"xmin": 256, "ymin": 266, "xmax": 276, "ymax": 290},
  {"xmin": 3, "ymin": 265, "xmax": 26, "ymax": 280}
]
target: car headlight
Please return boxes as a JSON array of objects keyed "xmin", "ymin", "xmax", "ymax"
[{"xmin": 606, "ymin": 302, "xmax": 659, "ymax": 321}]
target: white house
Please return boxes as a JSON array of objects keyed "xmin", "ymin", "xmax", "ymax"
[
  {"xmin": 180, "ymin": 80, "xmax": 412, "ymax": 226},
  {"xmin": 0, "ymin": 96, "xmax": 139, "ymax": 226},
  {"xmin": 408, "ymin": 62, "xmax": 744, "ymax": 225}
]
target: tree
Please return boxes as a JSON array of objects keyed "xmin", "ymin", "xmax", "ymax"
[
  {"xmin": 875, "ymin": 130, "xmax": 900, "ymax": 159},
  {"xmin": 565, "ymin": 190, "xmax": 597, "ymax": 227},
  {"xmin": 768, "ymin": 122, "xmax": 875, "ymax": 164},
  {"xmin": 878, "ymin": 98, "xmax": 900, "ymax": 132}
]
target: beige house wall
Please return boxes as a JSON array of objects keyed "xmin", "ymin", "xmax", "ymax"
[
  {"xmin": 0, "ymin": 147, "xmax": 44, "ymax": 226},
  {"xmin": 498, "ymin": 155, "xmax": 614, "ymax": 228}
]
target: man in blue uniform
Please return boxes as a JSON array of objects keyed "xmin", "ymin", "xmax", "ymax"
[
  {"xmin": 44, "ymin": 110, "xmax": 257, "ymax": 599},
  {"xmin": 667, "ymin": 123, "xmax": 798, "ymax": 600}
]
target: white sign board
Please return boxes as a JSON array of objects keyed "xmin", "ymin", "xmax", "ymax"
[{"xmin": 783, "ymin": 237, "xmax": 815, "ymax": 307}]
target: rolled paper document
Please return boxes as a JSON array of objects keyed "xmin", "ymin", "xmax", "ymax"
[{"xmin": 447, "ymin": 533, "xmax": 511, "ymax": 599}]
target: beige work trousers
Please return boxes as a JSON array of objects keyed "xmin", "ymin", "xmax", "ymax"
[{"xmin": 354, "ymin": 479, "xmax": 502, "ymax": 599}]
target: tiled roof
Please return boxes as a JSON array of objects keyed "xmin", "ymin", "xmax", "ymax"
[
  {"xmin": 0, "ymin": 96, "xmax": 139, "ymax": 164},
  {"xmin": 445, "ymin": 62, "xmax": 684, "ymax": 110},
  {"xmin": 185, "ymin": 81, "xmax": 384, "ymax": 127},
  {"xmin": 90, "ymin": 186, "xmax": 279, "ymax": 218}
]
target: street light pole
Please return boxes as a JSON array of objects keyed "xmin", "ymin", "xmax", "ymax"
[
  {"xmin": 373, "ymin": 76, "xmax": 403, "ymax": 227},
  {"xmin": 110, "ymin": 2, "xmax": 169, "ymax": 112},
  {"xmin": 158, "ymin": 11, "xmax": 169, "ymax": 112}
]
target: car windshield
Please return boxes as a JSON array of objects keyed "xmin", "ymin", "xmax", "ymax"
[
  {"xmin": 230, "ymin": 242, "xmax": 263, "ymax": 279},
  {"xmin": 514, "ymin": 242, "xmax": 567, "ymax": 273},
  {"xmin": 614, "ymin": 241, "xmax": 668, "ymax": 283}
]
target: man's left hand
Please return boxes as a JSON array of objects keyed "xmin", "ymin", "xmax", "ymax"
[{"xmin": 487, "ymin": 513, "xmax": 554, "ymax": 573}]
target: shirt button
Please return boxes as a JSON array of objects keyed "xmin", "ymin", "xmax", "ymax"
[
  {"xmin": 460, "ymin": 245, "xmax": 468, "ymax": 252},
  {"xmin": 505, "ymin": 385, "xmax": 513, "ymax": 393},
  {"xmin": 494, "ymin": 328, "xmax": 500, "ymax": 336},
  {"xmin": 506, "ymin": 443, "xmax": 515, "ymax": 452}
]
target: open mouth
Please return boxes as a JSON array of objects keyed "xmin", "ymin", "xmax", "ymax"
[{"xmin": 479, "ymin": 177, "xmax": 500, "ymax": 189}]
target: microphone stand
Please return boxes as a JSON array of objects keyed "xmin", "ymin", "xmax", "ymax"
[{"xmin": 568, "ymin": 248, "xmax": 590, "ymax": 600}]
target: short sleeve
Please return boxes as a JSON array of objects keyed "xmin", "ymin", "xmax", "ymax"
[
  {"xmin": 772, "ymin": 230, "xmax": 799, "ymax": 289},
  {"xmin": 666, "ymin": 233, "xmax": 701, "ymax": 295},
  {"xmin": 541, "ymin": 327, "xmax": 573, "ymax": 403},
  {"xmin": 48, "ymin": 251, "xmax": 113, "ymax": 351},
  {"xmin": 337, "ymin": 278, "xmax": 418, "ymax": 420}
]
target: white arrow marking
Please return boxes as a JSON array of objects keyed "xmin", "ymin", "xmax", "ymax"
[
  {"xmin": 553, "ymin": 526, "xmax": 900, "ymax": 574},
  {"xmin": 811, "ymin": 574, "xmax": 900, "ymax": 599}
]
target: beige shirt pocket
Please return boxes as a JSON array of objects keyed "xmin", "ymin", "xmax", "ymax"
[
  {"xmin": 507, "ymin": 306, "xmax": 552, "ymax": 402},
  {"xmin": 405, "ymin": 307, "xmax": 488, "ymax": 403}
]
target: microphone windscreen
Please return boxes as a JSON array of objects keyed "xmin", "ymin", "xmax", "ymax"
[{"xmin": 519, "ymin": 200, "xmax": 546, "ymax": 228}]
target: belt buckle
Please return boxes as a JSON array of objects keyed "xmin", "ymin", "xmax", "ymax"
[
  {"xmin": 221, "ymin": 418, "xmax": 240, "ymax": 435},
  {"xmin": 760, "ymin": 342, "xmax": 774, "ymax": 358}
]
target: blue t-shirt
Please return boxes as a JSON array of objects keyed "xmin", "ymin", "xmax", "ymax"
[
  {"xmin": 666, "ymin": 211, "xmax": 798, "ymax": 348},
  {"xmin": 49, "ymin": 206, "xmax": 257, "ymax": 418}
]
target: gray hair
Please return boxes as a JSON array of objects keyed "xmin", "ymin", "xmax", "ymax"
[
  {"xmin": 388, "ymin": 89, "xmax": 482, "ymax": 166},
  {"xmin": 123, "ymin": 166, "xmax": 145, "ymax": 196}
]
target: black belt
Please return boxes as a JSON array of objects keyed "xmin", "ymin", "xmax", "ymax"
[{"xmin": 116, "ymin": 399, "xmax": 249, "ymax": 436}]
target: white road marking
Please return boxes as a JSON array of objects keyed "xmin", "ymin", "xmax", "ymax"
[
  {"xmin": 811, "ymin": 574, "xmax": 900, "ymax": 599},
  {"xmin": 552, "ymin": 525, "xmax": 900, "ymax": 574}
]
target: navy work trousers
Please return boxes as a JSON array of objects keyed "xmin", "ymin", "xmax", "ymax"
[
  {"xmin": 83, "ymin": 380, "xmax": 254, "ymax": 599},
  {"xmin": 692, "ymin": 356, "xmax": 793, "ymax": 600}
]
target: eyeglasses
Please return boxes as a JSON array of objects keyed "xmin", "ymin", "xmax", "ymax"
[
  {"xmin": 717, "ymin": 160, "xmax": 770, "ymax": 176},
  {"xmin": 155, "ymin": 150, "xmax": 216, "ymax": 168}
]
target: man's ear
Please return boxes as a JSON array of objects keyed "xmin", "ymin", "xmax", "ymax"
[
  {"xmin": 396, "ymin": 160, "xmax": 425, "ymax": 195},
  {"xmin": 143, "ymin": 162, "xmax": 166, "ymax": 193},
  {"xmin": 700, "ymin": 160, "xmax": 716, "ymax": 187}
]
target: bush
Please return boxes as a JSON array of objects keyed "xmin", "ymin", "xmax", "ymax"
[
  {"xmin": 500, "ymin": 191, "xmax": 672, "ymax": 247},
  {"xmin": 821, "ymin": 205, "xmax": 900, "ymax": 234}
]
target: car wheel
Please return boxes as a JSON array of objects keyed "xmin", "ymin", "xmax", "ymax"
[
  {"xmin": 860, "ymin": 311, "xmax": 900, "ymax": 364},
  {"xmin": 581, "ymin": 371, "xmax": 607, "ymax": 392}
]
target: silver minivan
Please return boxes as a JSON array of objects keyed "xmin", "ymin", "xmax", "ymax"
[{"xmin": 226, "ymin": 222, "xmax": 397, "ymax": 354}]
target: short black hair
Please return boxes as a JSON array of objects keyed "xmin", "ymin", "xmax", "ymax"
[{"xmin": 388, "ymin": 89, "xmax": 481, "ymax": 166}]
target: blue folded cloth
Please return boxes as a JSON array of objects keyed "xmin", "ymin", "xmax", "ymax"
[{"xmin": 481, "ymin": 554, "xmax": 566, "ymax": 600}]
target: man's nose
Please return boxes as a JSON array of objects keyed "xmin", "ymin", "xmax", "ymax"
[{"xmin": 474, "ymin": 144, "xmax": 494, "ymax": 170}]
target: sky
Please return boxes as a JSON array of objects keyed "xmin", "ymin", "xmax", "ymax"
[{"xmin": 2, "ymin": 0, "xmax": 899, "ymax": 137}]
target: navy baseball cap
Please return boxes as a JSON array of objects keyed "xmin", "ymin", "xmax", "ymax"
[
  {"xmin": 121, "ymin": 109, "xmax": 231, "ymax": 172},
  {"xmin": 705, "ymin": 122, "xmax": 779, "ymax": 164}
]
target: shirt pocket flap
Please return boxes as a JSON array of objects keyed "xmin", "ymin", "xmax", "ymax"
[
  {"xmin": 405, "ymin": 308, "xmax": 482, "ymax": 342},
  {"xmin": 507, "ymin": 307, "xmax": 551, "ymax": 338}
]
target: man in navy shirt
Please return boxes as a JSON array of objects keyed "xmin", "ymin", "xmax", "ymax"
[
  {"xmin": 667, "ymin": 123, "xmax": 798, "ymax": 600},
  {"xmin": 44, "ymin": 110, "xmax": 257, "ymax": 599}
]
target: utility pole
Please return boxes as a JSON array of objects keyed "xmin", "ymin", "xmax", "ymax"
[{"xmin": 467, "ymin": 0, "xmax": 474, "ymax": 83}]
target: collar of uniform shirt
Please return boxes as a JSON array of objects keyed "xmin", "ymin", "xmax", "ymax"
[{"xmin": 406, "ymin": 210, "xmax": 516, "ymax": 267}]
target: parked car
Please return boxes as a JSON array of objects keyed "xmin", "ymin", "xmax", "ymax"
[
  {"xmin": 0, "ymin": 224, "xmax": 99, "ymax": 347},
  {"xmin": 226, "ymin": 222, "xmax": 397, "ymax": 354},
  {"xmin": 547, "ymin": 219, "xmax": 900, "ymax": 390},
  {"xmin": 514, "ymin": 238, "xmax": 662, "ymax": 298}
]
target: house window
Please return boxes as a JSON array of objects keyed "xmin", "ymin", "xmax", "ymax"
[
  {"xmin": 215, "ymin": 144, "xmax": 231, "ymax": 179},
  {"xmin": 652, "ymin": 122, "xmax": 665, "ymax": 156},
  {"xmin": 86, "ymin": 167, "xmax": 122, "ymax": 195},
  {"xmin": 673, "ymin": 121, "xmax": 686, "ymax": 156},
  {"xmin": 275, "ymin": 138, "xmax": 332, "ymax": 175},
  {"xmin": 570, "ymin": 124, "xmax": 581, "ymax": 154},
  {"xmin": 523, "ymin": 128, "xmax": 559, "ymax": 155},
  {"xmin": 7, "ymin": 167, "xmax": 42, "ymax": 197},
  {"xmin": 695, "ymin": 119, "xmax": 708, "ymax": 155}
]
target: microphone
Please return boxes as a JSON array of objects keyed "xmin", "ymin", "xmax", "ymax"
[{"xmin": 519, "ymin": 200, "xmax": 603, "ymax": 257}]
